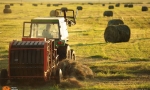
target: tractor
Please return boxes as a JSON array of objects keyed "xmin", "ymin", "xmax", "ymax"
[{"xmin": 0, "ymin": 8, "xmax": 76, "ymax": 86}]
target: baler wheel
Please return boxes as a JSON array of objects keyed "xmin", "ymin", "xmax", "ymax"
[
  {"xmin": 56, "ymin": 68, "xmax": 62, "ymax": 84},
  {"xmin": 0, "ymin": 69, "xmax": 8, "ymax": 86}
]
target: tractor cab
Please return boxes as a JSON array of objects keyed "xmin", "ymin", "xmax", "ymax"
[
  {"xmin": 23, "ymin": 17, "xmax": 68, "ymax": 45},
  {"xmin": 23, "ymin": 7, "xmax": 76, "ymax": 45}
]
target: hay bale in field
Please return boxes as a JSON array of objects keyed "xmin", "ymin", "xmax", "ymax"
[
  {"xmin": 77, "ymin": 6, "xmax": 83, "ymax": 10},
  {"xmin": 128, "ymin": 4, "xmax": 133, "ymax": 8},
  {"xmin": 88, "ymin": 3, "xmax": 93, "ymax": 5},
  {"xmin": 104, "ymin": 25, "xmax": 130, "ymax": 43},
  {"xmin": 20, "ymin": 3, "xmax": 23, "ymax": 6},
  {"xmin": 124, "ymin": 4, "xmax": 128, "ymax": 7},
  {"xmin": 47, "ymin": 4, "xmax": 51, "ymax": 7},
  {"xmin": 10, "ymin": 3, "xmax": 14, "ymax": 6},
  {"xmin": 107, "ymin": 19, "xmax": 124, "ymax": 26},
  {"xmin": 108, "ymin": 5, "xmax": 114, "ymax": 9},
  {"xmin": 104, "ymin": 25, "xmax": 120, "ymax": 43},
  {"xmin": 103, "ymin": 11, "xmax": 113, "ymax": 17},
  {"xmin": 5, "ymin": 4, "xmax": 10, "ymax": 8},
  {"xmin": 61, "ymin": 7, "xmax": 68, "ymax": 11},
  {"xmin": 102, "ymin": 4, "xmax": 105, "ymax": 6},
  {"xmin": 50, "ymin": 10, "xmax": 59, "ymax": 17},
  {"xmin": 141, "ymin": 6, "xmax": 148, "ymax": 11},
  {"xmin": 53, "ymin": 4, "xmax": 59, "ymax": 6},
  {"xmin": 3, "ymin": 8, "xmax": 12, "ymax": 13},
  {"xmin": 58, "ymin": 3, "xmax": 63, "ymax": 5},
  {"xmin": 58, "ymin": 59, "xmax": 94, "ymax": 80},
  {"xmin": 117, "ymin": 25, "xmax": 130, "ymax": 42},
  {"xmin": 115, "ymin": 3, "xmax": 120, "ymax": 7},
  {"xmin": 32, "ymin": 4, "xmax": 38, "ymax": 6}
]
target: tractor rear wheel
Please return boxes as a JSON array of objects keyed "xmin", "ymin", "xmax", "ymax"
[
  {"xmin": 66, "ymin": 45, "xmax": 71, "ymax": 59},
  {"xmin": 71, "ymin": 49, "xmax": 76, "ymax": 61},
  {"xmin": 0, "ymin": 69, "xmax": 8, "ymax": 86},
  {"xmin": 56, "ymin": 68, "xmax": 62, "ymax": 84},
  {"xmin": 57, "ymin": 44, "xmax": 71, "ymax": 61}
]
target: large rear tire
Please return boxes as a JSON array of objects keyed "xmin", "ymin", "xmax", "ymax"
[
  {"xmin": 57, "ymin": 44, "xmax": 70, "ymax": 61},
  {"xmin": 0, "ymin": 69, "xmax": 8, "ymax": 86}
]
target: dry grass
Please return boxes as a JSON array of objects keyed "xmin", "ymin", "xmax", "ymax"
[
  {"xmin": 60, "ymin": 77, "xmax": 83, "ymax": 88},
  {"xmin": 58, "ymin": 59, "xmax": 94, "ymax": 80}
]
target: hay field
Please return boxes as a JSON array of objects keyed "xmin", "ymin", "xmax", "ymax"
[{"xmin": 0, "ymin": 1, "xmax": 150, "ymax": 89}]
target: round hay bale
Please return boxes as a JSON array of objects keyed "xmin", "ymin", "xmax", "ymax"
[
  {"xmin": 10, "ymin": 3, "xmax": 14, "ymax": 6},
  {"xmin": 128, "ymin": 4, "xmax": 133, "ymax": 8},
  {"xmin": 107, "ymin": 19, "xmax": 124, "ymax": 26},
  {"xmin": 3, "ymin": 8, "xmax": 12, "ymax": 13},
  {"xmin": 58, "ymin": 59, "xmax": 94, "ymax": 80},
  {"xmin": 115, "ymin": 3, "xmax": 120, "ymax": 7},
  {"xmin": 141, "ymin": 6, "xmax": 148, "ymax": 11},
  {"xmin": 104, "ymin": 25, "xmax": 120, "ymax": 43},
  {"xmin": 58, "ymin": 3, "xmax": 63, "ymax": 5},
  {"xmin": 102, "ymin": 4, "xmax": 105, "ymax": 6},
  {"xmin": 103, "ymin": 11, "xmax": 113, "ymax": 17},
  {"xmin": 32, "ymin": 4, "xmax": 38, "ymax": 6},
  {"xmin": 47, "ymin": 4, "xmax": 51, "ymax": 7},
  {"xmin": 53, "ymin": 4, "xmax": 59, "ymax": 6},
  {"xmin": 88, "ymin": 3, "xmax": 93, "ymax": 5},
  {"xmin": 108, "ymin": 5, "xmax": 114, "ymax": 9},
  {"xmin": 117, "ymin": 25, "xmax": 130, "ymax": 42},
  {"xmin": 77, "ymin": 6, "xmax": 83, "ymax": 10},
  {"xmin": 124, "ymin": 4, "xmax": 128, "ymax": 7},
  {"xmin": 5, "ymin": 4, "xmax": 10, "ymax": 8},
  {"xmin": 50, "ymin": 10, "xmax": 59, "ymax": 17},
  {"xmin": 20, "ymin": 3, "xmax": 23, "ymax": 6},
  {"xmin": 104, "ymin": 25, "xmax": 130, "ymax": 43},
  {"xmin": 61, "ymin": 7, "xmax": 68, "ymax": 11}
]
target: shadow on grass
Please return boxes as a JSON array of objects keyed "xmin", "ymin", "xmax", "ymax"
[
  {"xmin": 3, "ymin": 24, "xmax": 17, "ymax": 27},
  {"xmin": 137, "ymin": 85, "xmax": 150, "ymax": 90},
  {"xmin": 4, "ymin": 78, "xmax": 83, "ymax": 90},
  {"xmin": 89, "ymin": 55, "xmax": 109, "ymax": 59},
  {"xmin": 0, "ymin": 50, "xmax": 8, "ymax": 53},
  {"xmin": 130, "ymin": 38, "xmax": 150, "ymax": 43},
  {"xmin": 0, "ymin": 47, "xmax": 5, "ymax": 49},
  {"xmin": 83, "ymin": 55, "xmax": 109, "ymax": 62},
  {"xmin": 69, "ymin": 29, "xmax": 104, "ymax": 33},
  {"xmin": 0, "ymin": 50, "xmax": 8, "ymax": 58},
  {"xmin": 5, "ymin": 80, "xmax": 59, "ymax": 90},
  {"xmin": 95, "ymin": 75, "xmax": 132, "ymax": 80},
  {"xmin": 70, "ymin": 42, "xmax": 106, "ymax": 47},
  {"xmin": 68, "ymin": 30, "xmax": 87, "ymax": 33},
  {"xmin": 129, "ymin": 58, "xmax": 150, "ymax": 62},
  {"xmin": 90, "ymin": 63, "xmax": 150, "ymax": 81},
  {"xmin": 0, "ymin": 55, "xmax": 8, "ymax": 58},
  {"xmin": 128, "ymin": 65, "xmax": 150, "ymax": 75}
]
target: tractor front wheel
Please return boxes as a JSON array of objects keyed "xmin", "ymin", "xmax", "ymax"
[
  {"xmin": 71, "ymin": 49, "xmax": 76, "ymax": 61},
  {"xmin": 0, "ymin": 69, "xmax": 8, "ymax": 86}
]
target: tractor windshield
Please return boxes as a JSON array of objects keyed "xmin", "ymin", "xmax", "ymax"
[{"xmin": 31, "ymin": 23, "xmax": 60, "ymax": 39}]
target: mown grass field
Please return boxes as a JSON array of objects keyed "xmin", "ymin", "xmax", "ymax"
[{"xmin": 0, "ymin": 1, "xmax": 150, "ymax": 90}]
